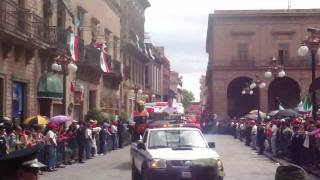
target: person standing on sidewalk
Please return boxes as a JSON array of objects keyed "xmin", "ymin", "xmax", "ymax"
[
  {"xmin": 117, "ymin": 118, "xmax": 124, "ymax": 148},
  {"xmin": 76, "ymin": 121, "xmax": 86, "ymax": 163},
  {"xmin": 289, "ymin": 125, "xmax": 304, "ymax": 165},
  {"xmin": 44, "ymin": 123, "xmax": 58, "ymax": 172},
  {"xmin": 271, "ymin": 121, "xmax": 278, "ymax": 156},
  {"xmin": 84, "ymin": 122, "xmax": 92, "ymax": 159},
  {"xmin": 257, "ymin": 121, "xmax": 266, "ymax": 155},
  {"xmin": 251, "ymin": 121, "xmax": 258, "ymax": 150}
]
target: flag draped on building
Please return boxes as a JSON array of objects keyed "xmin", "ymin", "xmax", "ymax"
[
  {"xmin": 99, "ymin": 50, "xmax": 110, "ymax": 73},
  {"xmin": 95, "ymin": 42, "xmax": 111, "ymax": 73},
  {"xmin": 69, "ymin": 33, "xmax": 78, "ymax": 62}
]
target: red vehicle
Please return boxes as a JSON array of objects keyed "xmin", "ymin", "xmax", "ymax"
[{"xmin": 185, "ymin": 114, "xmax": 201, "ymax": 129}]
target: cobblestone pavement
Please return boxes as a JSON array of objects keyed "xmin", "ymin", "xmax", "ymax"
[{"xmin": 40, "ymin": 134, "xmax": 317, "ymax": 180}]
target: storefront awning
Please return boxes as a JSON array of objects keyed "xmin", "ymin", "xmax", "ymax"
[{"xmin": 37, "ymin": 73, "xmax": 63, "ymax": 99}]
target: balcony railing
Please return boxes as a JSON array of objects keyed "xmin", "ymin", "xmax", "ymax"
[
  {"xmin": 231, "ymin": 56, "xmax": 255, "ymax": 66},
  {"xmin": 0, "ymin": 0, "xmax": 47, "ymax": 43},
  {"xmin": 282, "ymin": 56, "xmax": 319, "ymax": 67},
  {"xmin": 47, "ymin": 26, "xmax": 68, "ymax": 50},
  {"xmin": 82, "ymin": 45, "xmax": 100, "ymax": 65}
]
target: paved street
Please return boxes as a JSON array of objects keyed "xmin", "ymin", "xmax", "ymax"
[
  {"xmin": 40, "ymin": 134, "xmax": 318, "ymax": 180},
  {"xmin": 40, "ymin": 147, "xmax": 131, "ymax": 180}
]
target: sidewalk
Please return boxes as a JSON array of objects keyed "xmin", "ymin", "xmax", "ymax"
[{"xmin": 264, "ymin": 151, "xmax": 320, "ymax": 178}]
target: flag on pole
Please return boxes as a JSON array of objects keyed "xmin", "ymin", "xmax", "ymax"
[
  {"xmin": 69, "ymin": 33, "xmax": 78, "ymax": 62},
  {"xmin": 303, "ymin": 95, "xmax": 312, "ymax": 112}
]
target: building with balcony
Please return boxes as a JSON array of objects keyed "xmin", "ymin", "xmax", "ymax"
[
  {"xmin": 144, "ymin": 44, "xmax": 165, "ymax": 102},
  {"xmin": 120, "ymin": 0, "xmax": 151, "ymax": 115},
  {"xmin": 206, "ymin": 9, "xmax": 320, "ymax": 120},
  {"xmin": 36, "ymin": 0, "xmax": 122, "ymax": 120},
  {"xmin": 0, "ymin": 0, "xmax": 50, "ymax": 120},
  {"xmin": 170, "ymin": 71, "xmax": 183, "ymax": 103}
]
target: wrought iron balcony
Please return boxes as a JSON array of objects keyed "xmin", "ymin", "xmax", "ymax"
[
  {"xmin": 47, "ymin": 26, "xmax": 68, "ymax": 50},
  {"xmin": 282, "ymin": 56, "xmax": 319, "ymax": 67},
  {"xmin": 0, "ymin": 0, "xmax": 48, "ymax": 44}
]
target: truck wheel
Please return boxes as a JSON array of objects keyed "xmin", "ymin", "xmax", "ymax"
[{"xmin": 132, "ymin": 161, "xmax": 142, "ymax": 180}]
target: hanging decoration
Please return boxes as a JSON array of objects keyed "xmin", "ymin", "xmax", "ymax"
[
  {"xmin": 95, "ymin": 42, "xmax": 111, "ymax": 73},
  {"xmin": 69, "ymin": 33, "xmax": 78, "ymax": 62}
]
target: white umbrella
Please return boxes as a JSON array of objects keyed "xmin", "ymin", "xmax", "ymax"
[{"xmin": 268, "ymin": 110, "xmax": 279, "ymax": 117}]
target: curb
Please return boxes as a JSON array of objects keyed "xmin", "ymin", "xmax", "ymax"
[{"xmin": 264, "ymin": 152, "xmax": 320, "ymax": 178}]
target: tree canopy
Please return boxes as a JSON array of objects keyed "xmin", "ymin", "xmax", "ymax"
[{"xmin": 182, "ymin": 89, "xmax": 195, "ymax": 108}]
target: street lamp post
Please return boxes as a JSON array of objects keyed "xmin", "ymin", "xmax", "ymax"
[
  {"xmin": 298, "ymin": 27, "xmax": 320, "ymax": 122},
  {"xmin": 242, "ymin": 76, "xmax": 266, "ymax": 121},
  {"xmin": 264, "ymin": 56, "xmax": 286, "ymax": 79},
  {"xmin": 51, "ymin": 54, "xmax": 78, "ymax": 115}
]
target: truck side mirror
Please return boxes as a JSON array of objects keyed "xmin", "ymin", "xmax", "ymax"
[
  {"xmin": 137, "ymin": 142, "xmax": 146, "ymax": 150},
  {"xmin": 208, "ymin": 142, "xmax": 215, "ymax": 148}
]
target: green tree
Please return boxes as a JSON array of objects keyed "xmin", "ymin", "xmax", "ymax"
[{"xmin": 182, "ymin": 89, "xmax": 195, "ymax": 108}]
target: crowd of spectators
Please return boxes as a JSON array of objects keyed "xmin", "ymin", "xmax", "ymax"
[
  {"xmin": 224, "ymin": 116, "xmax": 320, "ymax": 170},
  {"xmin": 0, "ymin": 116, "xmax": 128, "ymax": 172}
]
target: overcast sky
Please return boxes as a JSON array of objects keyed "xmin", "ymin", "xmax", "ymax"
[{"xmin": 145, "ymin": 0, "xmax": 318, "ymax": 101}]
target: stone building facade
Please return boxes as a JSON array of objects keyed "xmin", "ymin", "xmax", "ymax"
[
  {"xmin": 0, "ymin": 0, "xmax": 49, "ymax": 120},
  {"xmin": 206, "ymin": 9, "xmax": 320, "ymax": 120},
  {"xmin": 200, "ymin": 75, "xmax": 207, "ymax": 112},
  {"xmin": 120, "ymin": 0, "xmax": 151, "ymax": 115},
  {"xmin": 170, "ymin": 71, "xmax": 183, "ymax": 103}
]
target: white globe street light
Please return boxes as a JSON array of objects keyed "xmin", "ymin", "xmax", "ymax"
[
  {"xmin": 264, "ymin": 71, "xmax": 272, "ymax": 79},
  {"xmin": 297, "ymin": 45, "xmax": 309, "ymax": 57},
  {"xmin": 51, "ymin": 62, "xmax": 59, "ymax": 71},
  {"xmin": 250, "ymin": 82, "xmax": 256, "ymax": 89},
  {"xmin": 249, "ymin": 90, "xmax": 254, "ymax": 95},
  {"xmin": 241, "ymin": 90, "xmax": 246, "ymax": 95},
  {"xmin": 259, "ymin": 82, "xmax": 266, "ymax": 89},
  {"xmin": 278, "ymin": 70, "xmax": 286, "ymax": 78}
]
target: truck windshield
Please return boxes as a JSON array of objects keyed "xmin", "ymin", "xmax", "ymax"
[{"xmin": 148, "ymin": 130, "xmax": 207, "ymax": 149}]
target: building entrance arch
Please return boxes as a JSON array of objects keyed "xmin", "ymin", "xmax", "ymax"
[
  {"xmin": 227, "ymin": 77, "xmax": 259, "ymax": 118},
  {"xmin": 268, "ymin": 77, "xmax": 300, "ymax": 111}
]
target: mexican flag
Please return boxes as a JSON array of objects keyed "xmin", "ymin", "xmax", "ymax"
[
  {"xmin": 303, "ymin": 95, "xmax": 312, "ymax": 112},
  {"xmin": 99, "ymin": 51, "xmax": 110, "ymax": 73},
  {"xmin": 69, "ymin": 33, "xmax": 78, "ymax": 62}
]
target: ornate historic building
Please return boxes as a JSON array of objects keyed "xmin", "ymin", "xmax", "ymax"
[
  {"xmin": 206, "ymin": 9, "xmax": 320, "ymax": 120},
  {"xmin": 120, "ymin": 0, "xmax": 151, "ymax": 115}
]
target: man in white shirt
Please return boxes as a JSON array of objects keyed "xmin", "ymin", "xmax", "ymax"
[
  {"xmin": 251, "ymin": 122, "xmax": 258, "ymax": 150},
  {"xmin": 45, "ymin": 123, "xmax": 58, "ymax": 171},
  {"xmin": 85, "ymin": 123, "xmax": 92, "ymax": 159}
]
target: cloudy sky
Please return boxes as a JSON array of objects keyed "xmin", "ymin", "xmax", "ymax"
[{"xmin": 145, "ymin": 0, "xmax": 318, "ymax": 101}]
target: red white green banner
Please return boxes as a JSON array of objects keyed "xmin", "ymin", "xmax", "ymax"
[
  {"xmin": 99, "ymin": 50, "xmax": 110, "ymax": 73},
  {"xmin": 69, "ymin": 33, "xmax": 78, "ymax": 62}
]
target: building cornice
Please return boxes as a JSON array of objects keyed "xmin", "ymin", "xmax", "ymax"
[
  {"xmin": 211, "ymin": 66, "xmax": 320, "ymax": 71},
  {"xmin": 103, "ymin": 0, "xmax": 121, "ymax": 16},
  {"xmin": 211, "ymin": 9, "xmax": 320, "ymax": 17}
]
